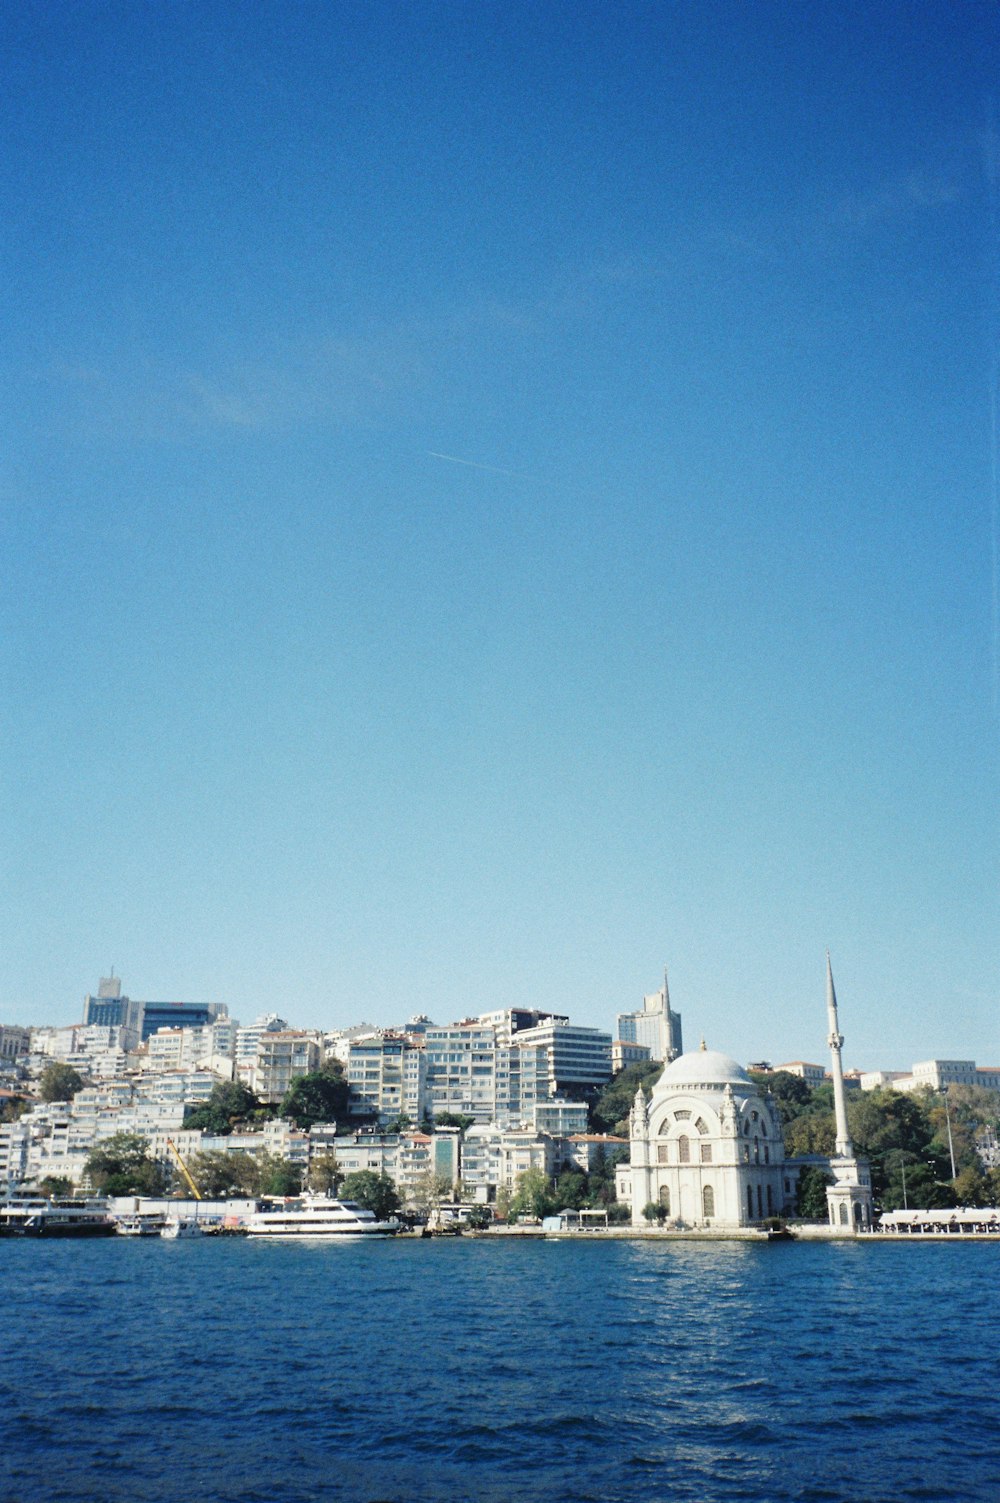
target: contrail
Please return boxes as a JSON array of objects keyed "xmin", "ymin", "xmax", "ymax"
[{"xmin": 426, "ymin": 451, "xmax": 531, "ymax": 480}]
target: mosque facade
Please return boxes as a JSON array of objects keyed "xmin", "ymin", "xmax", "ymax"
[
  {"xmin": 624, "ymin": 1046, "xmax": 794, "ymax": 1226},
  {"xmin": 621, "ymin": 957, "xmax": 874, "ymax": 1231}
]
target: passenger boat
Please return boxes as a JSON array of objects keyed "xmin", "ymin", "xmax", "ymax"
[
  {"xmin": 0, "ymin": 1197, "xmax": 116, "ymax": 1238},
  {"xmin": 245, "ymin": 1195, "xmax": 398, "ymax": 1238},
  {"xmin": 115, "ymin": 1213, "xmax": 167, "ymax": 1237}
]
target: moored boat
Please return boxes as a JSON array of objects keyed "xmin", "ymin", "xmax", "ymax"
[
  {"xmin": 161, "ymin": 1216, "xmax": 204, "ymax": 1239},
  {"xmin": 115, "ymin": 1212, "xmax": 167, "ymax": 1237},
  {"xmin": 0, "ymin": 1197, "xmax": 116, "ymax": 1238},
  {"xmin": 245, "ymin": 1195, "xmax": 398, "ymax": 1238}
]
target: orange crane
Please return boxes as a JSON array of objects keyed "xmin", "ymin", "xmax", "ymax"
[{"xmin": 166, "ymin": 1138, "xmax": 203, "ymax": 1200}]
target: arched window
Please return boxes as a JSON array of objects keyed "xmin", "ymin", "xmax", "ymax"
[
  {"xmin": 766, "ymin": 1184, "xmax": 774, "ymax": 1214},
  {"xmin": 743, "ymin": 1120, "xmax": 751, "ymax": 1136},
  {"xmin": 753, "ymin": 1139, "xmax": 760, "ymax": 1164},
  {"xmin": 763, "ymin": 1145, "xmax": 770, "ymax": 1164},
  {"xmin": 700, "ymin": 1143, "xmax": 712, "ymax": 1164},
  {"xmin": 694, "ymin": 1117, "xmax": 708, "ymax": 1135},
  {"xmin": 673, "ymin": 1109, "xmax": 691, "ymax": 1121},
  {"xmin": 747, "ymin": 1185, "xmax": 754, "ymax": 1219},
  {"xmin": 659, "ymin": 1186, "xmax": 670, "ymax": 1214},
  {"xmin": 677, "ymin": 1135, "xmax": 690, "ymax": 1163},
  {"xmin": 757, "ymin": 1185, "xmax": 764, "ymax": 1218},
  {"xmin": 839, "ymin": 1202, "xmax": 849, "ymax": 1225},
  {"xmin": 703, "ymin": 1185, "xmax": 715, "ymax": 1218}
]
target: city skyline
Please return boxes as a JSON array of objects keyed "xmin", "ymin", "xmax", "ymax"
[{"xmin": 2, "ymin": 5, "xmax": 999, "ymax": 1069}]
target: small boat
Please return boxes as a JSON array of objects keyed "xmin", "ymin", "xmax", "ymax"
[
  {"xmin": 245, "ymin": 1195, "xmax": 398, "ymax": 1239},
  {"xmin": 161, "ymin": 1216, "xmax": 204, "ymax": 1239},
  {"xmin": 0, "ymin": 1197, "xmax": 116, "ymax": 1238}
]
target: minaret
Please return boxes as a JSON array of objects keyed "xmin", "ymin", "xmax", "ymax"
[
  {"xmin": 662, "ymin": 968, "xmax": 674, "ymax": 1061},
  {"xmin": 826, "ymin": 952, "xmax": 853, "ymax": 1156}
]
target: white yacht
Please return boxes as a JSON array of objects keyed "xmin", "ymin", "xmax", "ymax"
[
  {"xmin": 161, "ymin": 1216, "xmax": 204, "ymax": 1239},
  {"xmin": 245, "ymin": 1195, "xmax": 398, "ymax": 1238}
]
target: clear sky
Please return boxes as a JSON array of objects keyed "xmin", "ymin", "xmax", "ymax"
[{"xmin": 2, "ymin": 1, "xmax": 998, "ymax": 1069}]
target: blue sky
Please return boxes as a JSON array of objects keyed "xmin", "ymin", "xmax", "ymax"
[{"xmin": 2, "ymin": 2, "xmax": 998, "ymax": 1069}]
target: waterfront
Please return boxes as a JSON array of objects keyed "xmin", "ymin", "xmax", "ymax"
[{"xmin": 1, "ymin": 1240, "xmax": 997, "ymax": 1503}]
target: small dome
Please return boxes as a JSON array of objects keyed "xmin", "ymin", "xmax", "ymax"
[{"xmin": 656, "ymin": 1048, "xmax": 751, "ymax": 1089}]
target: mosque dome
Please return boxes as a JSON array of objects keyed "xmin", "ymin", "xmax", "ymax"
[{"xmin": 656, "ymin": 1047, "xmax": 751, "ymax": 1089}]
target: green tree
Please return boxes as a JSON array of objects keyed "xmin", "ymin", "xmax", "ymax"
[
  {"xmin": 308, "ymin": 1153, "xmax": 342, "ymax": 1194},
  {"xmin": 795, "ymin": 1166, "xmax": 832, "ymax": 1219},
  {"xmin": 590, "ymin": 1061, "xmax": 663, "ymax": 1136},
  {"xmin": 0, "ymin": 1094, "xmax": 27, "ymax": 1123},
  {"xmin": 339, "ymin": 1170, "xmax": 401, "ymax": 1221},
  {"xmin": 748, "ymin": 1070, "xmax": 812, "ymax": 1125},
  {"xmin": 37, "ymin": 1175, "xmax": 73, "ymax": 1198},
  {"xmin": 508, "ymin": 1167, "xmax": 555, "ymax": 1220},
  {"xmin": 406, "ymin": 1171, "xmax": 454, "ymax": 1213},
  {"xmin": 432, "ymin": 1112, "xmax": 474, "ymax": 1133},
  {"xmin": 783, "ymin": 1112, "xmax": 836, "ymax": 1157},
  {"xmin": 187, "ymin": 1150, "xmax": 263, "ymax": 1198},
  {"xmin": 280, "ymin": 1070, "xmax": 348, "ymax": 1130},
  {"xmin": 585, "ymin": 1144, "xmax": 627, "ymax": 1206},
  {"xmin": 643, "ymin": 1201, "xmax": 665, "ymax": 1224},
  {"xmin": 84, "ymin": 1133, "xmax": 167, "ymax": 1195},
  {"xmin": 256, "ymin": 1153, "xmax": 302, "ymax": 1196},
  {"xmin": 553, "ymin": 1169, "xmax": 588, "ymax": 1210},
  {"xmin": 183, "ymin": 1080, "xmax": 266, "ymax": 1135},
  {"xmin": 952, "ymin": 1165, "xmax": 989, "ymax": 1207},
  {"xmin": 39, "ymin": 1062, "xmax": 85, "ymax": 1103}
]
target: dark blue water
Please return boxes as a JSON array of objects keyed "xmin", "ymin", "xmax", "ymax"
[{"xmin": 1, "ymin": 1238, "xmax": 997, "ymax": 1503}]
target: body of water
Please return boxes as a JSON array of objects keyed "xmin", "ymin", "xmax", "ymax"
[{"xmin": 1, "ymin": 1237, "xmax": 997, "ymax": 1503}]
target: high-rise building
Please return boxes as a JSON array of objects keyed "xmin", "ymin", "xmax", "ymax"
[{"xmin": 616, "ymin": 971, "xmax": 682, "ymax": 1063}]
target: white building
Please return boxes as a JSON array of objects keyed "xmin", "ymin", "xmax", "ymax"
[
  {"xmin": 0, "ymin": 1025, "xmax": 30, "ymax": 1061},
  {"xmin": 346, "ymin": 1034, "xmax": 426, "ymax": 1123},
  {"xmin": 772, "ymin": 1060, "xmax": 827, "ymax": 1088},
  {"xmin": 616, "ymin": 971, "xmax": 683, "ymax": 1063},
  {"xmin": 624, "ymin": 1045, "xmax": 791, "ymax": 1226},
  {"xmin": 254, "ymin": 1031, "xmax": 321, "ymax": 1103},
  {"xmin": 510, "ymin": 1019, "xmax": 612, "ymax": 1096},
  {"xmin": 612, "ymin": 1040, "xmax": 652, "ymax": 1072}
]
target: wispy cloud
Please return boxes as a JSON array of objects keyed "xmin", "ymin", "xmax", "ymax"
[{"xmin": 831, "ymin": 167, "xmax": 962, "ymax": 229}]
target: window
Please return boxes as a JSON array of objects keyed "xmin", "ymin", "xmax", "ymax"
[
  {"xmin": 677, "ymin": 1135, "xmax": 690, "ymax": 1164},
  {"xmin": 657, "ymin": 1144, "xmax": 669, "ymax": 1163},
  {"xmin": 659, "ymin": 1186, "xmax": 670, "ymax": 1214},
  {"xmin": 700, "ymin": 1143, "xmax": 712, "ymax": 1164},
  {"xmin": 747, "ymin": 1185, "xmax": 754, "ymax": 1219},
  {"xmin": 702, "ymin": 1185, "xmax": 715, "ymax": 1218},
  {"xmin": 766, "ymin": 1185, "xmax": 774, "ymax": 1214},
  {"xmin": 674, "ymin": 1110, "xmax": 691, "ymax": 1121},
  {"xmin": 694, "ymin": 1117, "xmax": 708, "ymax": 1135},
  {"xmin": 743, "ymin": 1120, "xmax": 750, "ymax": 1136},
  {"xmin": 839, "ymin": 1203, "xmax": 849, "ymax": 1226}
]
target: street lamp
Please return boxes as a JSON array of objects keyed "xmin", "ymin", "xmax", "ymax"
[{"xmin": 942, "ymin": 1086, "xmax": 957, "ymax": 1180}]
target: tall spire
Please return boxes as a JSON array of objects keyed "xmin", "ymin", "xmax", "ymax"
[{"xmin": 826, "ymin": 952, "xmax": 853, "ymax": 1157}]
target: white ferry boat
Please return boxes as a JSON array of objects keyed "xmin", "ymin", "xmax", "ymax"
[
  {"xmin": 0, "ymin": 1197, "xmax": 116, "ymax": 1238},
  {"xmin": 245, "ymin": 1195, "xmax": 398, "ymax": 1239},
  {"xmin": 115, "ymin": 1212, "xmax": 167, "ymax": 1237}
]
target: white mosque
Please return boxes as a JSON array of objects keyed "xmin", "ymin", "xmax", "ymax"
[{"xmin": 620, "ymin": 956, "xmax": 873, "ymax": 1231}]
